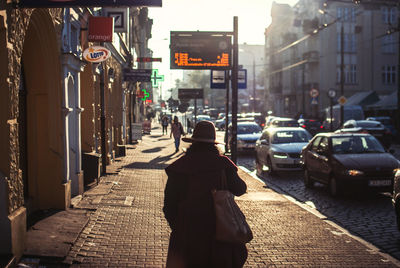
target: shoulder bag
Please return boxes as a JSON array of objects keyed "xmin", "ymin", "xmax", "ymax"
[{"xmin": 212, "ymin": 169, "xmax": 253, "ymax": 244}]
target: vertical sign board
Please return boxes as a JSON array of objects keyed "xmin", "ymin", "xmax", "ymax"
[
  {"xmin": 132, "ymin": 123, "xmax": 143, "ymax": 141},
  {"xmin": 238, "ymin": 69, "xmax": 247, "ymax": 89},
  {"xmin": 210, "ymin": 70, "xmax": 226, "ymax": 89},
  {"xmin": 170, "ymin": 32, "xmax": 232, "ymax": 70},
  {"xmin": 16, "ymin": 0, "xmax": 162, "ymax": 7},
  {"xmin": 88, "ymin": 17, "xmax": 114, "ymax": 42},
  {"xmin": 104, "ymin": 8, "xmax": 128, "ymax": 33}
]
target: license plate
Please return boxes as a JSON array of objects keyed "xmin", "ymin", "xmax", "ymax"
[
  {"xmin": 368, "ymin": 180, "xmax": 391, "ymax": 186},
  {"xmin": 293, "ymin": 160, "xmax": 300, "ymax": 164}
]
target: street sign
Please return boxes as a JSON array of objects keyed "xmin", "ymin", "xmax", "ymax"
[
  {"xmin": 16, "ymin": 0, "xmax": 162, "ymax": 8},
  {"xmin": 170, "ymin": 31, "xmax": 232, "ymax": 70},
  {"xmin": 338, "ymin": 96, "xmax": 347, "ymax": 106},
  {"xmin": 104, "ymin": 8, "xmax": 128, "ymax": 33},
  {"xmin": 123, "ymin": 69, "xmax": 152, "ymax": 82},
  {"xmin": 311, "ymin": 97, "xmax": 318, "ymax": 105},
  {"xmin": 88, "ymin": 17, "xmax": 114, "ymax": 42},
  {"xmin": 178, "ymin": 88, "xmax": 204, "ymax": 99},
  {"xmin": 310, "ymin": 88, "xmax": 319, "ymax": 98},
  {"xmin": 238, "ymin": 69, "xmax": 247, "ymax": 89},
  {"xmin": 210, "ymin": 70, "xmax": 226, "ymax": 89},
  {"xmin": 328, "ymin": 88, "xmax": 336, "ymax": 99},
  {"xmin": 210, "ymin": 69, "xmax": 246, "ymax": 89},
  {"xmin": 83, "ymin": 46, "xmax": 111, "ymax": 63}
]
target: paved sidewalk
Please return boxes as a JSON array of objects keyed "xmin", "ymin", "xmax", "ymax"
[{"xmin": 21, "ymin": 127, "xmax": 400, "ymax": 267}]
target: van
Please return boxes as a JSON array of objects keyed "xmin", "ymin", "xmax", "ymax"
[{"xmin": 323, "ymin": 105, "xmax": 364, "ymax": 131}]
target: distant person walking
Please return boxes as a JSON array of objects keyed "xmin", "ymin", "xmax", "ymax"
[
  {"xmin": 163, "ymin": 120, "xmax": 248, "ymax": 267},
  {"xmin": 170, "ymin": 116, "xmax": 185, "ymax": 153},
  {"xmin": 162, "ymin": 116, "xmax": 169, "ymax": 135}
]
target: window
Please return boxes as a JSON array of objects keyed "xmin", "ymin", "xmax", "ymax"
[
  {"xmin": 382, "ymin": 7, "xmax": 397, "ymax": 24},
  {"xmin": 311, "ymin": 137, "xmax": 322, "ymax": 152},
  {"xmin": 381, "ymin": 35, "xmax": 395, "ymax": 54},
  {"xmin": 337, "ymin": 7, "xmax": 342, "ymax": 20},
  {"xmin": 318, "ymin": 137, "xmax": 329, "ymax": 155},
  {"xmin": 382, "ymin": 65, "xmax": 396, "ymax": 84},
  {"xmin": 337, "ymin": 65, "xmax": 357, "ymax": 84},
  {"xmin": 351, "ymin": 8, "xmax": 356, "ymax": 22}
]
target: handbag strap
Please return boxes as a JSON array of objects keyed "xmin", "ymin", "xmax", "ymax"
[{"xmin": 220, "ymin": 169, "xmax": 228, "ymax": 190}]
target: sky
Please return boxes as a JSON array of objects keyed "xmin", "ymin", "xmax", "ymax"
[{"xmin": 147, "ymin": 0, "xmax": 298, "ymax": 96}]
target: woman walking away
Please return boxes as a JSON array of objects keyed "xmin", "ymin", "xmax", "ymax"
[
  {"xmin": 162, "ymin": 116, "xmax": 169, "ymax": 135},
  {"xmin": 170, "ymin": 116, "xmax": 185, "ymax": 153},
  {"xmin": 163, "ymin": 120, "xmax": 248, "ymax": 268}
]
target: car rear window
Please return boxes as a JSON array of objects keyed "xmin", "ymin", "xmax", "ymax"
[
  {"xmin": 238, "ymin": 124, "xmax": 262, "ymax": 134},
  {"xmin": 272, "ymin": 130, "xmax": 311, "ymax": 144}
]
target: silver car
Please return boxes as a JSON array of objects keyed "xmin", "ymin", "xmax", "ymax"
[{"xmin": 255, "ymin": 127, "xmax": 312, "ymax": 175}]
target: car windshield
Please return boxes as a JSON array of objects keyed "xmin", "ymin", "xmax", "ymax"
[
  {"xmin": 271, "ymin": 130, "xmax": 311, "ymax": 144},
  {"xmin": 237, "ymin": 124, "xmax": 262, "ymax": 134},
  {"xmin": 332, "ymin": 136, "xmax": 385, "ymax": 154}
]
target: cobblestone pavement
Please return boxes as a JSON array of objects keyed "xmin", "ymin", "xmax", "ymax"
[
  {"xmin": 237, "ymin": 152, "xmax": 400, "ymax": 262},
  {"xmin": 62, "ymin": 128, "xmax": 400, "ymax": 267}
]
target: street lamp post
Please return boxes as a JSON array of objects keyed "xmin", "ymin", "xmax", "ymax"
[{"xmin": 240, "ymin": 48, "xmax": 257, "ymax": 112}]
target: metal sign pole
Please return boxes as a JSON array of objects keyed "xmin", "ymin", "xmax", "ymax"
[
  {"xmin": 225, "ymin": 70, "xmax": 230, "ymax": 153},
  {"xmin": 100, "ymin": 56, "xmax": 107, "ymax": 175},
  {"xmin": 194, "ymin": 97, "xmax": 197, "ymax": 126},
  {"xmin": 231, "ymin": 16, "xmax": 239, "ymax": 164},
  {"xmin": 330, "ymin": 98, "xmax": 333, "ymax": 132}
]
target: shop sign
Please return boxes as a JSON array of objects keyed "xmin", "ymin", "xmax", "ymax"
[
  {"xmin": 88, "ymin": 17, "xmax": 114, "ymax": 42},
  {"xmin": 15, "ymin": 0, "xmax": 162, "ymax": 8},
  {"xmin": 83, "ymin": 46, "xmax": 111, "ymax": 63}
]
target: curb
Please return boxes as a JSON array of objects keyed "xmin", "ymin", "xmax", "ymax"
[{"xmin": 239, "ymin": 165, "xmax": 400, "ymax": 267}]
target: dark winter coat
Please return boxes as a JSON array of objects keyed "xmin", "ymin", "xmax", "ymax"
[{"xmin": 163, "ymin": 150, "xmax": 248, "ymax": 268}]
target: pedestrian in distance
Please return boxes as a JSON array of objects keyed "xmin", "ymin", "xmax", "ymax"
[
  {"xmin": 163, "ymin": 120, "xmax": 248, "ymax": 268},
  {"xmin": 162, "ymin": 116, "xmax": 169, "ymax": 135},
  {"xmin": 170, "ymin": 116, "xmax": 185, "ymax": 153}
]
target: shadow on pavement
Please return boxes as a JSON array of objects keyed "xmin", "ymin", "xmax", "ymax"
[
  {"xmin": 141, "ymin": 147, "xmax": 164, "ymax": 153},
  {"xmin": 124, "ymin": 152, "xmax": 178, "ymax": 170}
]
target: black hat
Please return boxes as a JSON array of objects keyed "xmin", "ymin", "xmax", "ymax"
[{"xmin": 182, "ymin": 120, "xmax": 224, "ymax": 144}]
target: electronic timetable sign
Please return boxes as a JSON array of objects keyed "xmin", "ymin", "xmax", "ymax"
[{"xmin": 170, "ymin": 31, "xmax": 232, "ymax": 70}]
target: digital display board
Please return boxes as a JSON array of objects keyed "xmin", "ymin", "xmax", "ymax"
[
  {"xmin": 16, "ymin": 0, "xmax": 162, "ymax": 8},
  {"xmin": 170, "ymin": 32, "xmax": 232, "ymax": 70}
]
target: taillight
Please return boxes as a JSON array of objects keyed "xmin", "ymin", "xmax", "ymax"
[
  {"xmin": 261, "ymin": 123, "xmax": 265, "ymax": 127},
  {"xmin": 320, "ymin": 125, "xmax": 324, "ymax": 129},
  {"xmin": 301, "ymin": 125, "xmax": 306, "ymax": 128}
]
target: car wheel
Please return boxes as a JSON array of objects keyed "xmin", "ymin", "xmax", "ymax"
[
  {"xmin": 329, "ymin": 176, "xmax": 341, "ymax": 197},
  {"xmin": 266, "ymin": 156, "xmax": 275, "ymax": 175},
  {"xmin": 304, "ymin": 169, "xmax": 314, "ymax": 188}
]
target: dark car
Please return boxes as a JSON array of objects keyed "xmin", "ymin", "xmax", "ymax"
[
  {"xmin": 301, "ymin": 133, "xmax": 400, "ymax": 197},
  {"xmin": 393, "ymin": 170, "xmax": 400, "ymax": 230},
  {"xmin": 335, "ymin": 119, "xmax": 392, "ymax": 148},
  {"xmin": 298, "ymin": 119, "xmax": 324, "ymax": 136}
]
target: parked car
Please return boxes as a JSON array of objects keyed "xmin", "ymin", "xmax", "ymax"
[
  {"xmin": 301, "ymin": 133, "xmax": 400, "ymax": 197},
  {"xmin": 226, "ymin": 122, "xmax": 262, "ymax": 152},
  {"xmin": 255, "ymin": 127, "xmax": 312, "ymax": 175},
  {"xmin": 268, "ymin": 117, "xmax": 299, "ymax": 128},
  {"xmin": 393, "ymin": 170, "xmax": 400, "ymax": 231},
  {"xmin": 196, "ymin": 114, "xmax": 211, "ymax": 122},
  {"xmin": 335, "ymin": 119, "xmax": 392, "ymax": 148},
  {"xmin": 298, "ymin": 119, "xmax": 324, "ymax": 136},
  {"xmin": 366, "ymin": 116, "xmax": 397, "ymax": 138}
]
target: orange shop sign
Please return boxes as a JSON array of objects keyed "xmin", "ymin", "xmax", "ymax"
[
  {"xmin": 83, "ymin": 46, "xmax": 111, "ymax": 63},
  {"xmin": 88, "ymin": 17, "xmax": 114, "ymax": 42}
]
